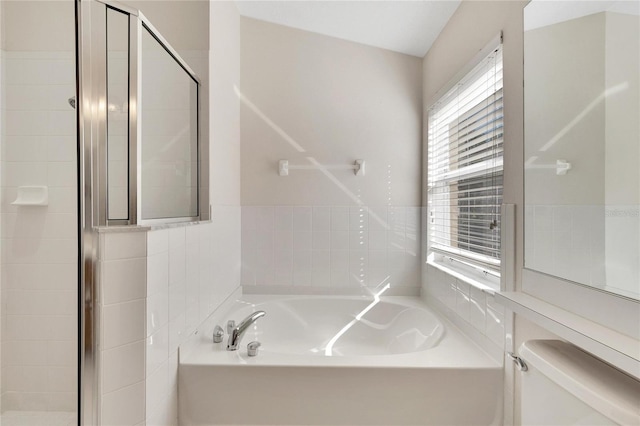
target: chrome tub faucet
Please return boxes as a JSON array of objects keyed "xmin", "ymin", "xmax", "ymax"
[{"xmin": 227, "ymin": 311, "xmax": 266, "ymax": 351}]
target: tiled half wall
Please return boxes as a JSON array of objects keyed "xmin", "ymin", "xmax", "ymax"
[{"xmin": 96, "ymin": 207, "xmax": 240, "ymax": 425}]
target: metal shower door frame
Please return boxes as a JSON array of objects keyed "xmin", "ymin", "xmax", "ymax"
[{"xmin": 77, "ymin": 1, "xmax": 205, "ymax": 423}]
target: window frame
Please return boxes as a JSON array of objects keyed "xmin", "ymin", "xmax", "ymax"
[{"xmin": 426, "ymin": 40, "xmax": 505, "ymax": 284}]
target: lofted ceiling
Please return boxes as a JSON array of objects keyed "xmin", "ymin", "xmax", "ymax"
[{"xmin": 234, "ymin": 1, "xmax": 461, "ymax": 58}]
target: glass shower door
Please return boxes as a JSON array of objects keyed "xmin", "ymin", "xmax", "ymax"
[{"xmin": 0, "ymin": 0, "xmax": 79, "ymax": 424}]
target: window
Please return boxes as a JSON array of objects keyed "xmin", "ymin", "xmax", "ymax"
[{"xmin": 427, "ymin": 45, "xmax": 503, "ymax": 275}]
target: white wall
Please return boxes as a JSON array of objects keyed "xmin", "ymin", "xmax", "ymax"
[
  {"xmin": 208, "ymin": 0, "xmax": 242, "ymax": 304},
  {"xmin": 0, "ymin": 0, "xmax": 77, "ymax": 412},
  {"xmin": 240, "ymin": 18, "xmax": 422, "ymax": 207},
  {"xmin": 210, "ymin": 1, "xmax": 241, "ymax": 206},
  {"xmin": 0, "ymin": 1, "xmax": 75, "ymax": 52},
  {"xmin": 240, "ymin": 18, "xmax": 423, "ymax": 294},
  {"xmin": 124, "ymin": 1, "xmax": 208, "ymax": 53}
]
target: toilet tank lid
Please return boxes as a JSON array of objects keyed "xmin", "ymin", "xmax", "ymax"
[{"xmin": 519, "ymin": 340, "xmax": 640, "ymax": 426}]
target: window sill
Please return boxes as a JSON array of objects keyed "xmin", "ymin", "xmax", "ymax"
[{"xmin": 427, "ymin": 257, "xmax": 499, "ymax": 295}]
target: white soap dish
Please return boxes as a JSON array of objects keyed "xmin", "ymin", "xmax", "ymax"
[{"xmin": 12, "ymin": 186, "xmax": 49, "ymax": 206}]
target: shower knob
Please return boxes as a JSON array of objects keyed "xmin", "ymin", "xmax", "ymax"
[
  {"xmin": 213, "ymin": 325, "xmax": 224, "ymax": 343},
  {"xmin": 247, "ymin": 341, "xmax": 261, "ymax": 357}
]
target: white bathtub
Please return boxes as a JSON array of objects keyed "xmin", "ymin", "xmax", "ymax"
[{"xmin": 179, "ymin": 293, "xmax": 502, "ymax": 425}]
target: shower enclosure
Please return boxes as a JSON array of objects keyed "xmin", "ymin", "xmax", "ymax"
[
  {"xmin": 0, "ymin": 0, "xmax": 78, "ymax": 424},
  {"xmin": 0, "ymin": 0, "xmax": 203, "ymax": 424},
  {"xmin": 0, "ymin": 0, "xmax": 78, "ymax": 426}
]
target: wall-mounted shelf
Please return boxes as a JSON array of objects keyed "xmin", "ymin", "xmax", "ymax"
[
  {"xmin": 11, "ymin": 186, "xmax": 48, "ymax": 206},
  {"xmin": 278, "ymin": 159, "xmax": 365, "ymax": 176}
]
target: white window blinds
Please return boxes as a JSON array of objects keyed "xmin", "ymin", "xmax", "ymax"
[{"xmin": 427, "ymin": 44, "xmax": 503, "ymax": 272}]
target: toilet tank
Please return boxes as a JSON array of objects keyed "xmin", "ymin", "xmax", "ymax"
[{"xmin": 518, "ymin": 340, "xmax": 640, "ymax": 425}]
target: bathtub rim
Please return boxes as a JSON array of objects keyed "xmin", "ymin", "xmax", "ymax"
[
  {"xmin": 225, "ymin": 294, "xmax": 446, "ymax": 357},
  {"xmin": 179, "ymin": 289, "xmax": 501, "ymax": 370}
]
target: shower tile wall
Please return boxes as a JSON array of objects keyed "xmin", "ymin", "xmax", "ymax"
[
  {"xmin": 0, "ymin": 51, "xmax": 77, "ymax": 412},
  {"xmin": 241, "ymin": 205, "xmax": 421, "ymax": 294}
]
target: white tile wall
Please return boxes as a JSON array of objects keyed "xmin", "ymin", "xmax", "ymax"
[
  {"xmin": 1, "ymin": 411, "xmax": 77, "ymax": 426},
  {"xmin": 241, "ymin": 205, "xmax": 421, "ymax": 294},
  {"xmin": 605, "ymin": 205, "xmax": 640, "ymax": 296},
  {"xmin": 525, "ymin": 204, "xmax": 607, "ymax": 288},
  {"xmin": 101, "ymin": 382, "xmax": 145, "ymax": 426},
  {"xmin": 526, "ymin": 204, "xmax": 639, "ymax": 298},
  {"xmin": 1, "ymin": 50, "xmax": 77, "ymax": 412},
  {"xmin": 97, "ymin": 207, "xmax": 241, "ymax": 425},
  {"xmin": 101, "ymin": 341, "xmax": 145, "ymax": 394},
  {"xmin": 423, "ymin": 264, "xmax": 505, "ymax": 356},
  {"xmin": 98, "ymin": 231, "xmax": 147, "ymax": 425}
]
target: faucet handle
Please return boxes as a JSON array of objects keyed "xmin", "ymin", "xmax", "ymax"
[
  {"xmin": 226, "ymin": 320, "xmax": 236, "ymax": 334},
  {"xmin": 247, "ymin": 341, "xmax": 261, "ymax": 357},
  {"xmin": 213, "ymin": 325, "xmax": 224, "ymax": 343}
]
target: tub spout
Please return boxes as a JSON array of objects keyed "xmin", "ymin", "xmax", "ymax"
[{"xmin": 227, "ymin": 311, "xmax": 266, "ymax": 351}]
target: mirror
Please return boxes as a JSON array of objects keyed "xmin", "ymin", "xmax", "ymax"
[{"xmin": 524, "ymin": 1, "xmax": 639, "ymax": 299}]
